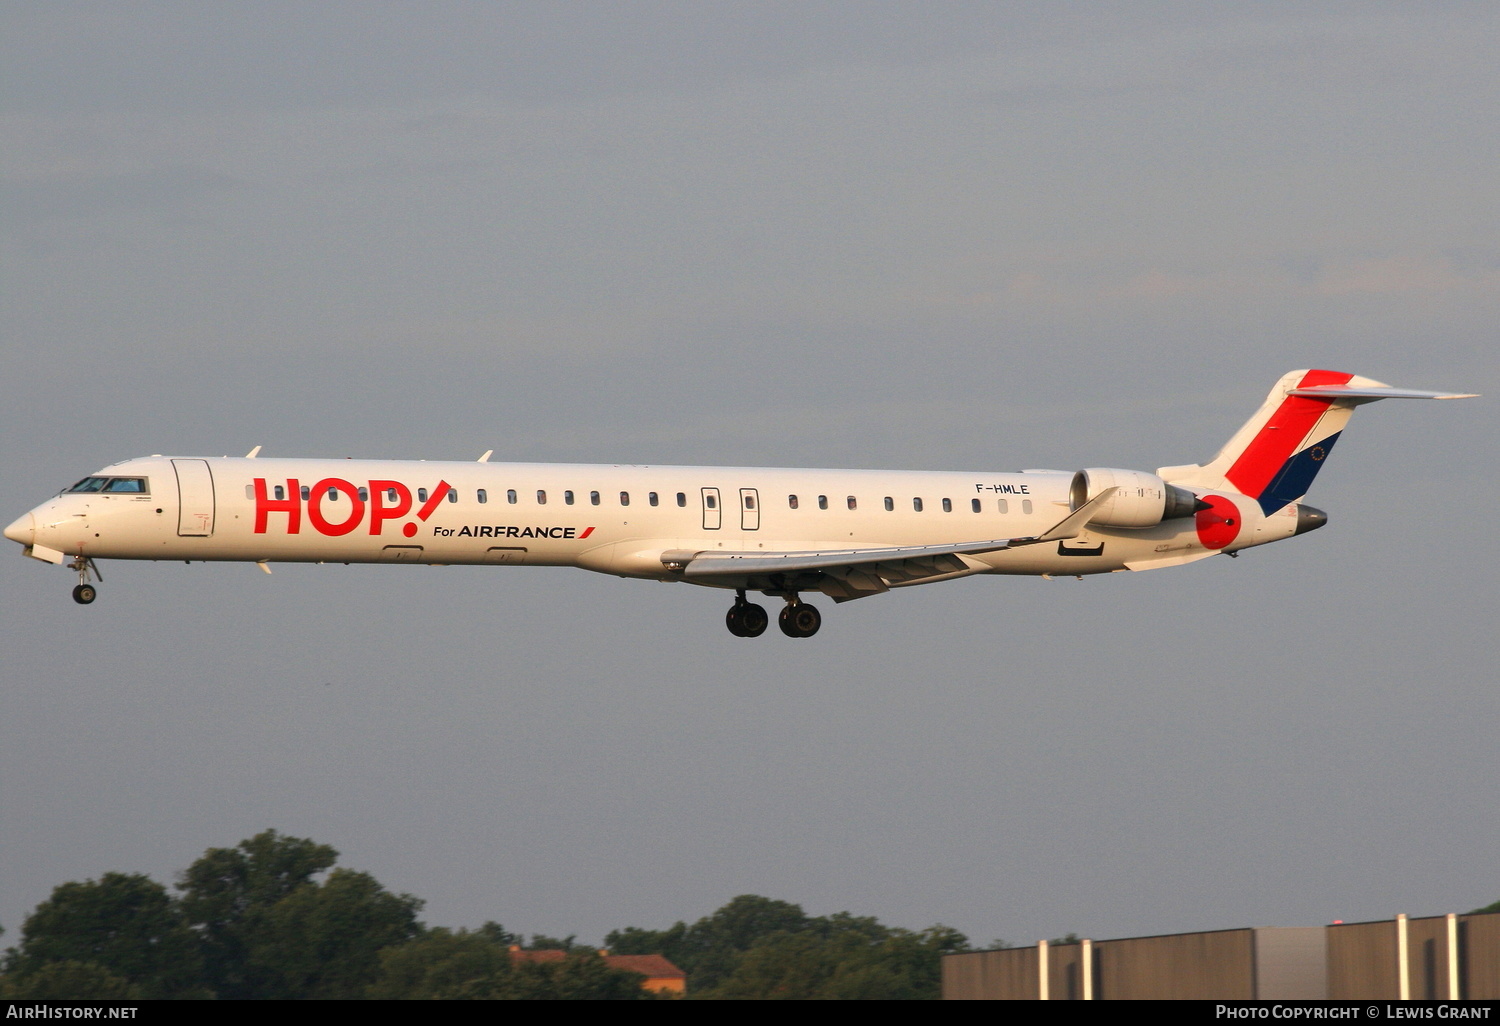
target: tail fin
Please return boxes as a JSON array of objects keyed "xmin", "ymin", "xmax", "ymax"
[{"xmin": 1159, "ymin": 369, "xmax": 1477, "ymax": 514}]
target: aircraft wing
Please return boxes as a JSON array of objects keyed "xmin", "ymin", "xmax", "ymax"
[{"xmin": 661, "ymin": 488, "xmax": 1117, "ymax": 601}]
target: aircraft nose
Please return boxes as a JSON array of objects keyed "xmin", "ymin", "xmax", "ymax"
[{"xmin": 5, "ymin": 512, "xmax": 34, "ymax": 546}]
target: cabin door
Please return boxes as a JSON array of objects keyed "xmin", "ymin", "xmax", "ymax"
[{"xmin": 172, "ymin": 459, "xmax": 215, "ymax": 537}]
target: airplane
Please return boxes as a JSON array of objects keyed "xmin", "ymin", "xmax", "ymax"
[{"xmin": 4, "ymin": 369, "xmax": 1476, "ymax": 637}]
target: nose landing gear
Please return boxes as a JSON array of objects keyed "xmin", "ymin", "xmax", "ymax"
[{"xmin": 68, "ymin": 555, "xmax": 102, "ymax": 605}]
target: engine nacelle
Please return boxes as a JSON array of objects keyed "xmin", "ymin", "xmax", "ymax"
[{"xmin": 1070, "ymin": 468, "xmax": 1204, "ymax": 528}]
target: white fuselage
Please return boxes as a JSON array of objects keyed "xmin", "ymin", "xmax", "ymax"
[{"xmin": 6, "ymin": 455, "xmax": 1295, "ymax": 587}]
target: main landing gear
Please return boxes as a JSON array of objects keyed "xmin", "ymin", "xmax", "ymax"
[
  {"xmin": 69, "ymin": 555, "xmax": 101, "ymax": 605},
  {"xmin": 725, "ymin": 592, "xmax": 769, "ymax": 637},
  {"xmin": 778, "ymin": 600, "xmax": 821, "ymax": 639},
  {"xmin": 724, "ymin": 591, "xmax": 821, "ymax": 638}
]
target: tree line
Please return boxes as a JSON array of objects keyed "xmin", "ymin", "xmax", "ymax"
[{"xmin": 0, "ymin": 830, "xmax": 970, "ymax": 999}]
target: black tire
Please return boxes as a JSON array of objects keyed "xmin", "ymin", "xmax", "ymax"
[
  {"xmin": 790, "ymin": 603, "xmax": 821, "ymax": 637},
  {"xmin": 779, "ymin": 602, "xmax": 821, "ymax": 638},
  {"xmin": 740, "ymin": 603, "xmax": 769, "ymax": 637},
  {"xmin": 725, "ymin": 605, "xmax": 748, "ymax": 636},
  {"xmin": 73, "ymin": 584, "xmax": 96, "ymax": 605}
]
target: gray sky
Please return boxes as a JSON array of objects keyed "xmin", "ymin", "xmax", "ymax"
[{"xmin": 2, "ymin": 2, "xmax": 1496, "ymax": 950}]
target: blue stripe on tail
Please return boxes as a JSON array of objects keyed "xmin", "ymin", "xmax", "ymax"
[{"xmin": 1258, "ymin": 431, "xmax": 1342, "ymax": 514}]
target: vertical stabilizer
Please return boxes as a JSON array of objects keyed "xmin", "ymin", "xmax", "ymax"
[{"xmin": 1157, "ymin": 369, "xmax": 1460, "ymax": 514}]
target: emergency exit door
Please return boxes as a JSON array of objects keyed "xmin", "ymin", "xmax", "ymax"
[
  {"xmin": 701, "ymin": 487, "xmax": 721, "ymax": 530},
  {"xmin": 740, "ymin": 488, "xmax": 760, "ymax": 531}
]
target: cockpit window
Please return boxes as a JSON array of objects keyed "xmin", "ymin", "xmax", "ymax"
[{"xmin": 69, "ymin": 476, "xmax": 150, "ymax": 494}]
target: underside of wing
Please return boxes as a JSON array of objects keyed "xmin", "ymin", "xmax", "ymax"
[
  {"xmin": 664, "ymin": 539, "xmax": 1014, "ymax": 601},
  {"xmin": 659, "ymin": 487, "xmax": 1119, "ymax": 602}
]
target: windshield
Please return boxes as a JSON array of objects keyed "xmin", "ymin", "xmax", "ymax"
[{"xmin": 67, "ymin": 476, "xmax": 149, "ymax": 494}]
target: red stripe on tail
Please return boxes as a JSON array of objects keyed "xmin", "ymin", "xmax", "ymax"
[{"xmin": 1225, "ymin": 370, "xmax": 1351, "ymax": 498}]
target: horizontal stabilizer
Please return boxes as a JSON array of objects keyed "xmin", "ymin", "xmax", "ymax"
[{"xmin": 1286, "ymin": 384, "xmax": 1478, "ymax": 402}]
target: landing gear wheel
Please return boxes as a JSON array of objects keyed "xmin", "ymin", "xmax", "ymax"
[
  {"xmin": 72, "ymin": 584, "xmax": 96, "ymax": 605},
  {"xmin": 739, "ymin": 603, "xmax": 768, "ymax": 637},
  {"xmin": 778, "ymin": 602, "xmax": 821, "ymax": 638},
  {"xmin": 726, "ymin": 601, "xmax": 770, "ymax": 637}
]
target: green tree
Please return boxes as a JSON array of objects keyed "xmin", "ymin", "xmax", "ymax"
[
  {"xmin": 245, "ymin": 867, "xmax": 424, "ymax": 999},
  {"xmin": 701, "ymin": 921, "xmax": 968, "ymax": 1000},
  {"xmin": 177, "ymin": 829, "xmax": 421, "ymax": 998},
  {"xmin": 371, "ymin": 928, "xmax": 513, "ymax": 999},
  {"xmin": 607, "ymin": 895, "xmax": 968, "ymax": 997},
  {"xmin": 371, "ymin": 930, "xmax": 651, "ymax": 1000},
  {"xmin": 0, "ymin": 960, "xmax": 142, "ymax": 1000},
  {"xmin": 606, "ymin": 894, "xmax": 810, "ymax": 990},
  {"xmin": 1468, "ymin": 899, "xmax": 1500, "ymax": 915},
  {"xmin": 177, "ymin": 829, "xmax": 338, "ymax": 998},
  {"xmin": 1, "ymin": 873, "xmax": 206, "ymax": 998}
]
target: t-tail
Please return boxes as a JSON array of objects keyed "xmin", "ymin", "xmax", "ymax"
[{"xmin": 1158, "ymin": 369, "xmax": 1478, "ymax": 515}]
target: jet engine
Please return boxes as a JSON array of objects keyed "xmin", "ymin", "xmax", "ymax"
[{"xmin": 1069, "ymin": 468, "xmax": 1207, "ymax": 527}]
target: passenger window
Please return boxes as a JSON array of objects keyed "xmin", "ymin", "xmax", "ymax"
[
  {"xmin": 357, "ymin": 487, "xmax": 369, "ymax": 502},
  {"xmin": 676, "ymin": 492, "xmax": 686, "ymax": 507},
  {"xmin": 385, "ymin": 488, "xmax": 397, "ymax": 501},
  {"xmin": 274, "ymin": 485, "xmax": 286, "ymax": 501},
  {"xmin": 564, "ymin": 490, "xmax": 575, "ymax": 505},
  {"xmin": 620, "ymin": 491, "xmax": 630, "ymax": 506},
  {"xmin": 998, "ymin": 499, "xmax": 1009, "ymax": 514},
  {"xmin": 744, "ymin": 495, "xmax": 754, "ymax": 510},
  {"xmin": 327, "ymin": 487, "xmax": 339, "ymax": 500},
  {"xmin": 649, "ymin": 492, "xmax": 659, "ymax": 506},
  {"xmin": 913, "ymin": 497, "xmax": 923, "ymax": 512},
  {"xmin": 847, "ymin": 496, "xmax": 857, "ymax": 510},
  {"xmin": 706, "ymin": 494, "xmax": 717, "ymax": 509},
  {"xmin": 245, "ymin": 485, "xmax": 254, "ymax": 500},
  {"xmin": 302, "ymin": 486, "xmax": 311, "ymax": 501},
  {"xmin": 971, "ymin": 498, "xmax": 980, "ymax": 513},
  {"xmin": 418, "ymin": 488, "xmax": 428, "ymax": 502},
  {"xmin": 477, "ymin": 489, "xmax": 487, "ymax": 504},
  {"xmin": 507, "ymin": 489, "xmax": 517, "ymax": 504},
  {"xmin": 818, "ymin": 495, "xmax": 828, "ymax": 510},
  {"xmin": 536, "ymin": 490, "xmax": 547, "ymax": 504},
  {"xmin": 942, "ymin": 498, "xmax": 952, "ymax": 512},
  {"xmin": 1022, "ymin": 499, "xmax": 1033, "ymax": 515},
  {"xmin": 788, "ymin": 495, "xmax": 799, "ymax": 509},
  {"xmin": 590, "ymin": 491, "xmax": 600, "ymax": 505},
  {"xmin": 448, "ymin": 489, "xmax": 459, "ymax": 503}
]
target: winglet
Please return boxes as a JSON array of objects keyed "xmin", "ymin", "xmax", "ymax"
[
  {"xmin": 245, "ymin": 445, "xmax": 262, "ymax": 459},
  {"xmin": 477, "ymin": 450, "xmax": 493, "ymax": 463}
]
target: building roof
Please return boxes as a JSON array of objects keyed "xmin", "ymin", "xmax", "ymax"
[{"xmin": 508, "ymin": 947, "xmax": 685, "ymax": 979}]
